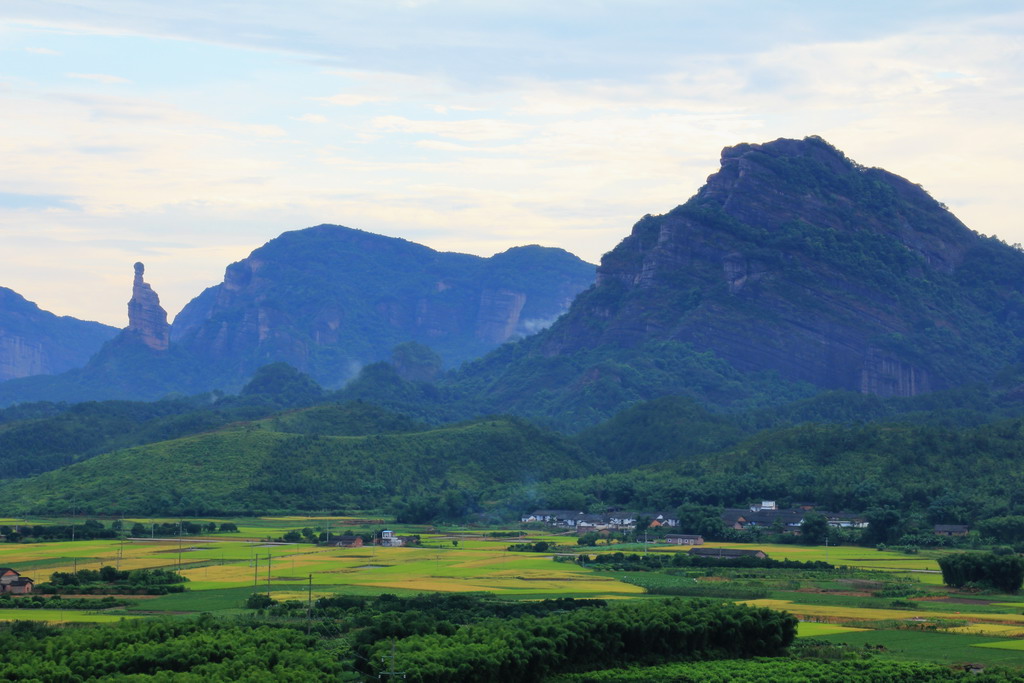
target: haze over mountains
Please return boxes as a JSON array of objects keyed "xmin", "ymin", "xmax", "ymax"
[
  {"xmin": 0, "ymin": 227, "xmax": 595, "ymax": 405},
  {"xmin": 3, "ymin": 136, "xmax": 1024, "ymax": 420},
  {"xmin": 4, "ymin": 135, "xmax": 1024, "ymax": 520},
  {"xmin": 421, "ymin": 135, "xmax": 1024, "ymax": 428},
  {"xmin": 0, "ymin": 287, "xmax": 117, "ymax": 382}
]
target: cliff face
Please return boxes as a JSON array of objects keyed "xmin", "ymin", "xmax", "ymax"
[
  {"xmin": 539, "ymin": 136, "xmax": 1024, "ymax": 397},
  {"xmin": 126, "ymin": 263, "xmax": 170, "ymax": 351},
  {"xmin": 170, "ymin": 225, "xmax": 594, "ymax": 386},
  {"xmin": 0, "ymin": 287, "xmax": 117, "ymax": 382}
]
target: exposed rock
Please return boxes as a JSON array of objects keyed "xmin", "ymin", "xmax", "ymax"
[
  {"xmin": 535, "ymin": 136, "xmax": 1024, "ymax": 398},
  {"xmin": 126, "ymin": 262, "xmax": 170, "ymax": 351},
  {"xmin": 169, "ymin": 226, "xmax": 594, "ymax": 387},
  {"xmin": 0, "ymin": 287, "xmax": 117, "ymax": 382}
]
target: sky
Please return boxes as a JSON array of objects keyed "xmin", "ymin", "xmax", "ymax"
[{"xmin": 1, "ymin": 1, "xmax": 1022, "ymax": 327}]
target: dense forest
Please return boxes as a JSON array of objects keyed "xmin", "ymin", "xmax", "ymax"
[
  {"xmin": 5, "ymin": 359, "xmax": 1024, "ymax": 533},
  {"xmin": 0, "ymin": 596, "xmax": 797, "ymax": 681}
]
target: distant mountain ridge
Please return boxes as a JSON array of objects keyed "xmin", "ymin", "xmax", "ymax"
[
  {"xmin": 170, "ymin": 224, "xmax": 594, "ymax": 383},
  {"xmin": 0, "ymin": 287, "xmax": 117, "ymax": 382},
  {"xmin": 0, "ymin": 225, "xmax": 594, "ymax": 405}
]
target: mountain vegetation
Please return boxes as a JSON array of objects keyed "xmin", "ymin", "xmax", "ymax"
[
  {"xmin": 0, "ymin": 409, "xmax": 593, "ymax": 515},
  {"xmin": 339, "ymin": 136, "xmax": 1024, "ymax": 430},
  {"xmin": 0, "ymin": 225, "xmax": 594, "ymax": 406},
  {"xmin": 0, "ymin": 286, "xmax": 117, "ymax": 382},
  {"xmin": 169, "ymin": 226, "xmax": 594, "ymax": 385}
]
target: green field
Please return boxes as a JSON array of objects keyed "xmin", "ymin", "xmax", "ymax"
[{"xmin": 2, "ymin": 519, "xmax": 1023, "ymax": 672}]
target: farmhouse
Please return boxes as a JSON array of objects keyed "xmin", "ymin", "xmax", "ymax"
[
  {"xmin": 521, "ymin": 510, "xmax": 584, "ymax": 525},
  {"xmin": 934, "ymin": 524, "xmax": 969, "ymax": 537},
  {"xmin": 689, "ymin": 547, "xmax": 767, "ymax": 560},
  {"xmin": 379, "ymin": 530, "xmax": 404, "ymax": 547},
  {"xmin": 721, "ymin": 508, "xmax": 805, "ymax": 532},
  {"xmin": 664, "ymin": 534, "xmax": 704, "ymax": 546},
  {"xmin": 722, "ymin": 505, "xmax": 869, "ymax": 533},
  {"xmin": 335, "ymin": 535, "xmax": 363, "ymax": 548},
  {"xmin": 823, "ymin": 512, "xmax": 869, "ymax": 529},
  {"xmin": 525, "ymin": 509, "xmax": 681, "ymax": 531},
  {"xmin": 0, "ymin": 568, "xmax": 33, "ymax": 594}
]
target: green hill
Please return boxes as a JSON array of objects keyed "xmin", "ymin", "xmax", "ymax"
[{"xmin": 0, "ymin": 416, "xmax": 593, "ymax": 515}]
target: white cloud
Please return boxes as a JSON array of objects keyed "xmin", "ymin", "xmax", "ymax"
[
  {"xmin": 25, "ymin": 46, "xmax": 60, "ymax": 55},
  {"xmin": 318, "ymin": 93, "xmax": 389, "ymax": 106},
  {"xmin": 66, "ymin": 72, "xmax": 131, "ymax": 84},
  {"xmin": 370, "ymin": 115, "xmax": 532, "ymax": 141},
  {"xmin": 0, "ymin": 4, "xmax": 1022, "ymax": 325}
]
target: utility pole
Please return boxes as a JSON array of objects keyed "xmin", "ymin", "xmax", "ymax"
[
  {"xmin": 253, "ymin": 554, "xmax": 259, "ymax": 588},
  {"xmin": 266, "ymin": 553, "xmax": 272, "ymax": 595},
  {"xmin": 177, "ymin": 520, "xmax": 183, "ymax": 573},
  {"xmin": 306, "ymin": 574, "xmax": 313, "ymax": 635},
  {"xmin": 379, "ymin": 638, "xmax": 406, "ymax": 679}
]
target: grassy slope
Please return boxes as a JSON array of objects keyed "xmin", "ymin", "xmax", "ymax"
[{"xmin": 0, "ymin": 418, "xmax": 592, "ymax": 515}]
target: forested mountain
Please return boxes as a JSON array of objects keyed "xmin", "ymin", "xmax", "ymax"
[
  {"xmin": 170, "ymin": 225, "xmax": 594, "ymax": 383},
  {"xmin": 365, "ymin": 136, "xmax": 1024, "ymax": 429},
  {"xmin": 0, "ymin": 226, "xmax": 594, "ymax": 406},
  {"xmin": 4, "ymin": 136, "xmax": 1024, "ymax": 524},
  {"xmin": 0, "ymin": 287, "xmax": 116, "ymax": 382}
]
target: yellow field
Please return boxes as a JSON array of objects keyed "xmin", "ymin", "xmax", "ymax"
[
  {"xmin": 741, "ymin": 599, "xmax": 1024, "ymax": 628},
  {"xmin": 946, "ymin": 623, "xmax": 1024, "ymax": 637},
  {"xmin": 0, "ymin": 532, "xmax": 639, "ymax": 600},
  {"xmin": 796, "ymin": 622, "xmax": 868, "ymax": 637},
  {"xmin": 3, "ymin": 520, "xmax": 1021, "ymax": 661},
  {"xmin": 0, "ymin": 609, "xmax": 138, "ymax": 624}
]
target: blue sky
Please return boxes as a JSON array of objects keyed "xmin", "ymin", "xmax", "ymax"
[{"xmin": 1, "ymin": 1, "xmax": 1022, "ymax": 325}]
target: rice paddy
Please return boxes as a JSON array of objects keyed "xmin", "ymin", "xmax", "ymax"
[{"xmin": 1, "ymin": 518, "xmax": 1023, "ymax": 669}]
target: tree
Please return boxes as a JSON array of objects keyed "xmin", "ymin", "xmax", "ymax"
[
  {"xmin": 938, "ymin": 552, "xmax": 1024, "ymax": 593},
  {"xmin": 863, "ymin": 507, "xmax": 906, "ymax": 545},
  {"xmin": 799, "ymin": 513, "xmax": 829, "ymax": 545}
]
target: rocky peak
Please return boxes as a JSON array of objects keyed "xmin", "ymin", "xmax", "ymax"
[
  {"xmin": 546, "ymin": 136, "xmax": 1024, "ymax": 398},
  {"xmin": 127, "ymin": 262, "xmax": 169, "ymax": 351}
]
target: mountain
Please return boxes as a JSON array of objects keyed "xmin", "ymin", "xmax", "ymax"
[
  {"xmin": 170, "ymin": 224, "xmax": 595, "ymax": 386},
  {"xmin": 0, "ymin": 287, "xmax": 117, "ymax": 382},
  {"xmin": 418, "ymin": 136, "xmax": 1024, "ymax": 427},
  {"xmin": 0, "ymin": 226, "xmax": 594, "ymax": 405}
]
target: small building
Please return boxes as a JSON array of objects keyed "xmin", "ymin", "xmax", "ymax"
[
  {"xmin": 824, "ymin": 512, "xmax": 869, "ymax": 529},
  {"xmin": 521, "ymin": 510, "xmax": 584, "ymax": 525},
  {"xmin": 652, "ymin": 512, "xmax": 680, "ymax": 528},
  {"xmin": 573, "ymin": 513, "xmax": 608, "ymax": 531},
  {"xmin": 6, "ymin": 577, "xmax": 33, "ymax": 594},
  {"xmin": 0, "ymin": 568, "xmax": 32, "ymax": 594},
  {"xmin": 379, "ymin": 530, "xmax": 404, "ymax": 547},
  {"xmin": 335, "ymin": 535, "xmax": 363, "ymax": 548},
  {"xmin": 664, "ymin": 534, "xmax": 704, "ymax": 546},
  {"xmin": 689, "ymin": 547, "xmax": 767, "ymax": 560},
  {"xmin": 934, "ymin": 524, "xmax": 970, "ymax": 537}
]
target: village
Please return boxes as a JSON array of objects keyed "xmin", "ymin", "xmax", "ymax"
[{"xmin": 521, "ymin": 499, "xmax": 873, "ymax": 540}]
